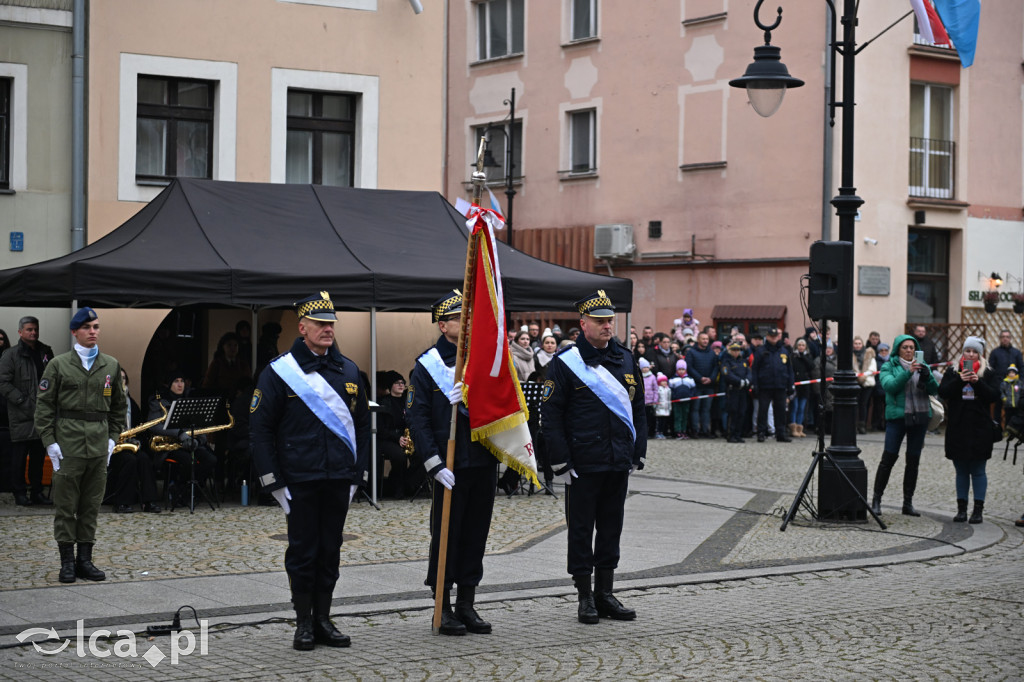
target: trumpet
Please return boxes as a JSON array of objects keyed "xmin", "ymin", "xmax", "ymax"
[
  {"xmin": 112, "ymin": 403, "xmax": 168, "ymax": 454},
  {"xmin": 149, "ymin": 408, "xmax": 236, "ymax": 452}
]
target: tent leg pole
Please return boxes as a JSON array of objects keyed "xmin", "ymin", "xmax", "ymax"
[{"xmin": 370, "ymin": 307, "xmax": 378, "ymax": 507}]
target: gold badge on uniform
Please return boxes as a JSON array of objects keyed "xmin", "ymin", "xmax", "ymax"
[
  {"xmin": 103, "ymin": 374, "xmax": 112, "ymax": 397},
  {"xmin": 345, "ymin": 382, "xmax": 358, "ymax": 395},
  {"xmin": 781, "ymin": 355, "xmax": 788, "ymax": 364},
  {"xmin": 406, "ymin": 385, "xmax": 415, "ymax": 408},
  {"xmin": 250, "ymin": 389, "xmax": 262, "ymax": 413},
  {"xmin": 542, "ymin": 380, "xmax": 555, "ymax": 402},
  {"xmin": 623, "ymin": 373, "xmax": 636, "ymax": 386}
]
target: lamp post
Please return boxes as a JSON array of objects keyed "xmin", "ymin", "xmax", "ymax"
[{"xmin": 730, "ymin": 0, "xmax": 867, "ymax": 519}]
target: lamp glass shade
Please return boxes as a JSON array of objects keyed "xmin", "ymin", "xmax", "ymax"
[{"xmin": 746, "ymin": 83, "xmax": 788, "ymax": 118}]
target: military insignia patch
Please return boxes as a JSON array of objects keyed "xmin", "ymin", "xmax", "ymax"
[
  {"xmin": 781, "ymin": 355, "xmax": 788, "ymax": 364},
  {"xmin": 345, "ymin": 382, "xmax": 358, "ymax": 395},
  {"xmin": 406, "ymin": 386, "xmax": 415, "ymax": 408},
  {"xmin": 542, "ymin": 380, "xmax": 554, "ymax": 402},
  {"xmin": 250, "ymin": 389, "xmax": 262, "ymax": 413},
  {"xmin": 623, "ymin": 373, "xmax": 636, "ymax": 386},
  {"xmin": 38, "ymin": 379, "xmax": 49, "ymax": 392},
  {"xmin": 103, "ymin": 374, "xmax": 112, "ymax": 397}
]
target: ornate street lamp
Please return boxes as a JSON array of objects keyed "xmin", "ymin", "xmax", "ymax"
[
  {"xmin": 731, "ymin": 0, "xmax": 871, "ymax": 524},
  {"xmin": 478, "ymin": 89, "xmax": 518, "ymax": 246}
]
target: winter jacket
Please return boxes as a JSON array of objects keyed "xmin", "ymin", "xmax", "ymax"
[
  {"xmin": 1000, "ymin": 376, "xmax": 1023, "ymax": 409},
  {"xmin": 642, "ymin": 370, "xmax": 658, "ymax": 406},
  {"xmin": 0, "ymin": 339, "xmax": 56, "ymax": 441},
  {"xmin": 938, "ymin": 359, "xmax": 999, "ymax": 462},
  {"xmin": 655, "ymin": 385, "xmax": 672, "ymax": 417},
  {"xmin": 989, "ymin": 345, "xmax": 1024, "ymax": 381},
  {"xmin": 684, "ymin": 344, "xmax": 718, "ymax": 387},
  {"xmin": 878, "ymin": 334, "xmax": 939, "ymax": 422}
]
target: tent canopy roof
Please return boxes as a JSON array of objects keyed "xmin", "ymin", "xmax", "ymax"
[{"xmin": 0, "ymin": 179, "xmax": 632, "ymax": 313}]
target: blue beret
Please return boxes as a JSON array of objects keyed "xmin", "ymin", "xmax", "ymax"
[{"xmin": 69, "ymin": 307, "xmax": 98, "ymax": 330}]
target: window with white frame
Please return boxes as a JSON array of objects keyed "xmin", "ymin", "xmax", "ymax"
[
  {"xmin": 571, "ymin": 0, "xmax": 597, "ymax": 40},
  {"xmin": 0, "ymin": 78, "xmax": 10, "ymax": 190},
  {"xmin": 286, "ymin": 90, "xmax": 357, "ymax": 186},
  {"xmin": 473, "ymin": 120, "xmax": 522, "ymax": 185},
  {"xmin": 569, "ymin": 109, "xmax": 596, "ymax": 173},
  {"xmin": 136, "ymin": 76, "xmax": 215, "ymax": 182},
  {"xmin": 909, "ymin": 83, "xmax": 954, "ymax": 199},
  {"xmin": 476, "ymin": 0, "xmax": 525, "ymax": 61}
]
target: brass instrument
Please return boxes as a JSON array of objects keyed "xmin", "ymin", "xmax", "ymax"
[
  {"xmin": 149, "ymin": 407, "xmax": 236, "ymax": 452},
  {"xmin": 112, "ymin": 403, "xmax": 168, "ymax": 454},
  {"xmin": 402, "ymin": 427, "xmax": 415, "ymax": 457}
]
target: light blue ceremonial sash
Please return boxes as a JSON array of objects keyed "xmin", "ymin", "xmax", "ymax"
[
  {"xmin": 561, "ymin": 346, "xmax": 636, "ymax": 442},
  {"xmin": 271, "ymin": 352, "xmax": 357, "ymax": 460},
  {"xmin": 418, "ymin": 348, "xmax": 455, "ymax": 396}
]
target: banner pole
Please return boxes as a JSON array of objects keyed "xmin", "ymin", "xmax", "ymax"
[{"xmin": 432, "ymin": 138, "xmax": 488, "ymax": 634}]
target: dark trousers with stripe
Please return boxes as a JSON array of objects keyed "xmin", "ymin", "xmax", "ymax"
[
  {"xmin": 426, "ymin": 465, "xmax": 496, "ymax": 592},
  {"xmin": 285, "ymin": 479, "xmax": 352, "ymax": 594},
  {"xmin": 564, "ymin": 470, "xmax": 629, "ymax": 577}
]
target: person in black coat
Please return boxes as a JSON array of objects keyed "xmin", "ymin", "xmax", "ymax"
[
  {"xmin": 938, "ymin": 336, "xmax": 999, "ymax": 524},
  {"xmin": 542, "ymin": 290, "xmax": 646, "ymax": 625},
  {"xmin": 752, "ymin": 328, "xmax": 794, "ymax": 443},
  {"xmin": 719, "ymin": 341, "xmax": 751, "ymax": 443},
  {"xmin": 250, "ymin": 292, "xmax": 370, "ymax": 651},
  {"xmin": 407, "ymin": 289, "xmax": 496, "ymax": 637},
  {"xmin": 375, "ymin": 370, "xmax": 417, "ymax": 499},
  {"xmin": 104, "ymin": 369, "xmax": 162, "ymax": 513}
]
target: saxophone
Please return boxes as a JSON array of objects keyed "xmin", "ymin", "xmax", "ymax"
[
  {"xmin": 402, "ymin": 428, "xmax": 415, "ymax": 456},
  {"xmin": 112, "ymin": 403, "xmax": 168, "ymax": 454},
  {"xmin": 149, "ymin": 404, "xmax": 236, "ymax": 452}
]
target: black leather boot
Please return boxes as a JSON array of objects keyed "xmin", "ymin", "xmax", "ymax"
[
  {"xmin": 437, "ymin": 588, "xmax": 466, "ymax": 636},
  {"xmin": 953, "ymin": 499, "xmax": 968, "ymax": 523},
  {"xmin": 902, "ymin": 499, "xmax": 921, "ymax": 516},
  {"xmin": 292, "ymin": 592, "xmax": 315, "ymax": 650},
  {"xmin": 58, "ymin": 542, "xmax": 76, "ymax": 583},
  {"xmin": 871, "ymin": 451, "xmax": 898, "ymax": 516},
  {"xmin": 593, "ymin": 568, "xmax": 636, "ymax": 621},
  {"xmin": 574, "ymin": 574, "xmax": 599, "ymax": 624},
  {"xmin": 902, "ymin": 457, "xmax": 921, "ymax": 516},
  {"xmin": 312, "ymin": 592, "xmax": 351, "ymax": 647},
  {"xmin": 454, "ymin": 584, "xmax": 492, "ymax": 634},
  {"xmin": 969, "ymin": 500, "xmax": 984, "ymax": 524},
  {"xmin": 75, "ymin": 543, "xmax": 106, "ymax": 581},
  {"xmin": 870, "ymin": 494, "xmax": 882, "ymax": 516}
]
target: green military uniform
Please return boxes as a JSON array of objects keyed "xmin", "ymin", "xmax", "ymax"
[{"xmin": 35, "ymin": 350, "xmax": 126, "ymax": 544}]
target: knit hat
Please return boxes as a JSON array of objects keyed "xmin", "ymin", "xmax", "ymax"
[
  {"xmin": 877, "ymin": 343, "xmax": 890, "ymax": 352},
  {"xmin": 683, "ymin": 308, "xmax": 693, "ymax": 317},
  {"xmin": 1008, "ymin": 364, "xmax": 1018, "ymax": 375},
  {"xmin": 963, "ymin": 336, "xmax": 986, "ymax": 355},
  {"xmin": 712, "ymin": 341, "xmax": 723, "ymax": 349},
  {"xmin": 675, "ymin": 359, "xmax": 687, "ymax": 371},
  {"xmin": 656, "ymin": 372, "xmax": 668, "ymax": 384},
  {"xmin": 638, "ymin": 357, "xmax": 651, "ymax": 370}
]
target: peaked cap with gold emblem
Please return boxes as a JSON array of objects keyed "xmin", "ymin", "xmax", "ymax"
[
  {"xmin": 295, "ymin": 291, "xmax": 338, "ymax": 321},
  {"xmin": 431, "ymin": 289, "xmax": 463, "ymax": 323},
  {"xmin": 574, "ymin": 289, "xmax": 615, "ymax": 318}
]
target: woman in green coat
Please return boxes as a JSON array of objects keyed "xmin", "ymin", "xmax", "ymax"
[{"xmin": 870, "ymin": 334, "xmax": 940, "ymax": 516}]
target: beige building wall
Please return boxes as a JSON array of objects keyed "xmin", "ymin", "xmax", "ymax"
[{"xmin": 82, "ymin": 0, "xmax": 447, "ymax": 385}]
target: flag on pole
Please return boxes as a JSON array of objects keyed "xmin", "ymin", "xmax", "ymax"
[
  {"xmin": 459, "ymin": 203, "xmax": 539, "ymax": 486},
  {"xmin": 487, "ymin": 188, "xmax": 503, "ymax": 215},
  {"xmin": 910, "ymin": 0, "xmax": 950, "ymax": 46},
  {"xmin": 930, "ymin": 0, "xmax": 981, "ymax": 67}
]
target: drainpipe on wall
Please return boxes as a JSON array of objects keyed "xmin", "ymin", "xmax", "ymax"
[
  {"xmin": 71, "ymin": 0, "xmax": 85, "ymax": 252},
  {"xmin": 821, "ymin": 4, "xmax": 834, "ymax": 242}
]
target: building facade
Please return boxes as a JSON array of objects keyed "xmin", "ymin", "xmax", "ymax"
[{"xmin": 444, "ymin": 0, "xmax": 1024, "ymax": 351}]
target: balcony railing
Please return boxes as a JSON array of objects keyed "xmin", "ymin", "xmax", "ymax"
[{"xmin": 909, "ymin": 136, "xmax": 955, "ymax": 200}]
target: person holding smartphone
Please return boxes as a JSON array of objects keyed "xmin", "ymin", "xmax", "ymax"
[
  {"xmin": 870, "ymin": 334, "xmax": 940, "ymax": 516},
  {"xmin": 938, "ymin": 336, "xmax": 1000, "ymax": 524}
]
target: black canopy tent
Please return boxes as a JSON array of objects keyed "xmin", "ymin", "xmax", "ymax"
[
  {"xmin": 0, "ymin": 178, "xmax": 632, "ymax": 311},
  {"xmin": 0, "ymin": 178, "xmax": 633, "ymax": 505}
]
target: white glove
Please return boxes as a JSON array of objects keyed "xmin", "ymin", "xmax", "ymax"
[
  {"xmin": 555, "ymin": 469, "xmax": 578, "ymax": 486},
  {"xmin": 107, "ymin": 439, "xmax": 115, "ymax": 466},
  {"xmin": 46, "ymin": 443, "xmax": 63, "ymax": 472},
  {"xmin": 272, "ymin": 486, "xmax": 292, "ymax": 514},
  {"xmin": 434, "ymin": 467, "xmax": 455, "ymax": 490},
  {"xmin": 349, "ymin": 484, "xmax": 358, "ymax": 503},
  {"xmin": 447, "ymin": 382, "xmax": 464, "ymax": 405}
]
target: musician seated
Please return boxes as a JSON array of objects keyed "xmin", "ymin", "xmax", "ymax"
[
  {"xmin": 104, "ymin": 369, "xmax": 162, "ymax": 513},
  {"xmin": 376, "ymin": 371, "xmax": 420, "ymax": 499},
  {"xmin": 146, "ymin": 372, "xmax": 218, "ymax": 500}
]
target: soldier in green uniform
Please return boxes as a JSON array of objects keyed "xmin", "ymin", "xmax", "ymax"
[{"xmin": 35, "ymin": 307, "xmax": 127, "ymax": 583}]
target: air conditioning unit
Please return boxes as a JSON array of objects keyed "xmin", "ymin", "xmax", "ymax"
[{"xmin": 594, "ymin": 224, "xmax": 634, "ymax": 259}]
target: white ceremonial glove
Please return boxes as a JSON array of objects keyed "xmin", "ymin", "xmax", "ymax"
[
  {"xmin": 46, "ymin": 443, "xmax": 63, "ymax": 472},
  {"xmin": 349, "ymin": 484, "xmax": 358, "ymax": 504},
  {"xmin": 446, "ymin": 382, "xmax": 464, "ymax": 405},
  {"xmin": 272, "ymin": 486, "xmax": 292, "ymax": 515},
  {"xmin": 107, "ymin": 439, "xmax": 116, "ymax": 466},
  {"xmin": 434, "ymin": 467, "xmax": 455, "ymax": 490},
  {"xmin": 555, "ymin": 469, "xmax": 578, "ymax": 486}
]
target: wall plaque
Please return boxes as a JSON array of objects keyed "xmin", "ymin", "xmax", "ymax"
[{"xmin": 858, "ymin": 266, "xmax": 890, "ymax": 296}]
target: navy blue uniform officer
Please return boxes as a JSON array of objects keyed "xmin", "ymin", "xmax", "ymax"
[
  {"xmin": 752, "ymin": 327, "xmax": 795, "ymax": 443},
  {"xmin": 407, "ymin": 289, "xmax": 496, "ymax": 637},
  {"xmin": 250, "ymin": 291, "xmax": 370, "ymax": 651},
  {"xmin": 541, "ymin": 290, "xmax": 647, "ymax": 624}
]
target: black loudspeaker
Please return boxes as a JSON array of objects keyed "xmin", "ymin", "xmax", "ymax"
[{"xmin": 807, "ymin": 241, "xmax": 853, "ymax": 321}]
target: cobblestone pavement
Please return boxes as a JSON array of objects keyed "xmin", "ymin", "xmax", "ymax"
[{"xmin": 1, "ymin": 433, "xmax": 1021, "ymax": 679}]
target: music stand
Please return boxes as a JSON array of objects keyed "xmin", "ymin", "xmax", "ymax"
[{"xmin": 164, "ymin": 396, "xmax": 223, "ymax": 513}]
